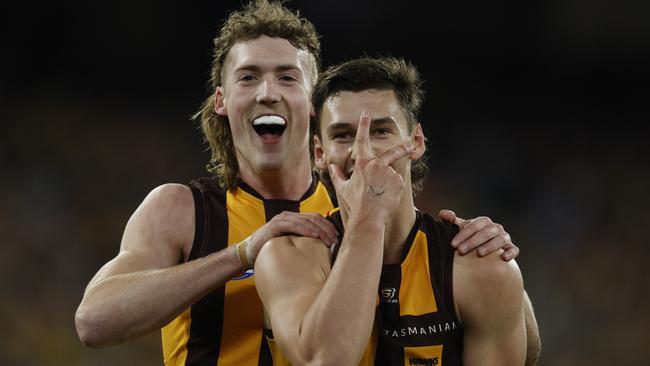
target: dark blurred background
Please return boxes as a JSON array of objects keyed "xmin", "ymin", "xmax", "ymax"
[{"xmin": 2, "ymin": 1, "xmax": 649, "ymax": 365}]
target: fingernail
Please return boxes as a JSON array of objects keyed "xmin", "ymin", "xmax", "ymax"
[
  {"xmin": 451, "ymin": 238, "xmax": 458, "ymax": 246},
  {"xmin": 362, "ymin": 111, "xmax": 369, "ymax": 118},
  {"xmin": 458, "ymin": 245, "xmax": 466, "ymax": 254}
]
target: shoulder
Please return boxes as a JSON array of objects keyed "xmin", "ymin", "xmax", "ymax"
[
  {"xmin": 136, "ymin": 184, "xmax": 194, "ymax": 221},
  {"xmin": 453, "ymin": 250, "xmax": 524, "ymax": 325},
  {"xmin": 256, "ymin": 236, "xmax": 332, "ymax": 278},
  {"xmin": 127, "ymin": 184, "xmax": 195, "ymax": 244},
  {"xmin": 421, "ymin": 212, "xmax": 459, "ymax": 241},
  {"xmin": 115, "ymin": 184, "xmax": 195, "ymax": 268}
]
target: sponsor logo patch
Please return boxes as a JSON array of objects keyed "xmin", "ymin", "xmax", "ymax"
[
  {"xmin": 231, "ymin": 269, "xmax": 254, "ymax": 280},
  {"xmin": 381, "ymin": 288, "xmax": 398, "ymax": 303}
]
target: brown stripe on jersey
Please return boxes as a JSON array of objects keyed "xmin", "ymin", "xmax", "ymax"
[
  {"xmin": 185, "ymin": 179, "xmax": 229, "ymax": 365},
  {"xmin": 264, "ymin": 199, "xmax": 300, "ymax": 221},
  {"xmin": 424, "ymin": 215, "xmax": 464, "ymax": 362},
  {"xmin": 423, "ymin": 216, "xmax": 462, "ymax": 332},
  {"xmin": 257, "ymin": 328, "xmax": 273, "ymax": 366}
]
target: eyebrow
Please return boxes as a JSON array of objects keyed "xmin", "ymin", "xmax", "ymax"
[
  {"xmin": 325, "ymin": 117, "xmax": 398, "ymax": 135},
  {"xmin": 234, "ymin": 64, "xmax": 303, "ymax": 74}
]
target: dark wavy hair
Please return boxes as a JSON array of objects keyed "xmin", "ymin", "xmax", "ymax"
[{"xmin": 311, "ymin": 57, "xmax": 429, "ymax": 196}]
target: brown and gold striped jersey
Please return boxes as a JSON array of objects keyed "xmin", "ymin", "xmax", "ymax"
[
  {"xmin": 372, "ymin": 210, "xmax": 463, "ymax": 366},
  {"xmin": 161, "ymin": 176, "xmax": 335, "ymax": 366},
  {"xmin": 265, "ymin": 210, "xmax": 463, "ymax": 366}
]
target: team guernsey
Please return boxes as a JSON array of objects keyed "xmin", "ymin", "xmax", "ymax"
[
  {"xmin": 371, "ymin": 210, "xmax": 463, "ymax": 366},
  {"xmin": 266, "ymin": 210, "xmax": 464, "ymax": 365},
  {"xmin": 161, "ymin": 176, "xmax": 335, "ymax": 366}
]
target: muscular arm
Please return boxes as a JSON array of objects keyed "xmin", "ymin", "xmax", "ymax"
[
  {"xmin": 524, "ymin": 291, "xmax": 541, "ymax": 365},
  {"xmin": 75, "ymin": 184, "xmax": 243, "ymax": 347},
  {"xmin": 454, "ymin": 250, "xmax": 527, "ymax": 366},
  {"xmin": 255, "ymin": 217, "xmax": 384, "ymax": 366}
]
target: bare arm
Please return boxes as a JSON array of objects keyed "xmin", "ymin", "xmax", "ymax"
[
  {"xmin": 255, "ymin": 217, "xmax": 385, "ymax": 365},
  {"xmin": 454, "ymin": 250, "xmax": 527, "ymax": 366},
  {"xmin": 524, "ymin": 291, "xmax": 541, "ymax": 365},
  {"xmin": 74, "ymin": 184, "xmax": 243, "ymax": 347},
  {"xmin": 75, "ymin": 184, "xmax": 339, "ymax": 348}
]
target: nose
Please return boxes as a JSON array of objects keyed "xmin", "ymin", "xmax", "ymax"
[
  {"xmin": 348, "ymin": 141, "xmax": 357, "ymax": 172},
  {"xmin": 256, "ymin": 78, "xmax": 281, "ymax": 105}
]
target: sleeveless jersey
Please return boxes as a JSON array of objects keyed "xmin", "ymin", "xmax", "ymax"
[
  {"xmin": 266, "ymin": 210, "xmax": 463, "ymax": 365},
  {"xmin": 373, "ymin": 210, "xmax": 463, "ymax": 366},
  {"xmin": 161, "ymin": 176, "xmax": 335, "ymax": 366}
]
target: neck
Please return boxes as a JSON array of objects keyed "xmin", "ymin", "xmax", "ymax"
[
  {"xmin": 339, "ymin": 185, "xmax": 418, "ymax": 265},
  {"xmin": 238, "ymin": 160, "xmax": 313, "ymax": 200},
  {"xmin": 382, "ymin": 191, "xmax": 417, "ymax": 264}
]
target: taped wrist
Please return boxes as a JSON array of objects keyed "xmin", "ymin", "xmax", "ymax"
[{"xmin": 236, "ymin": 235, "xmax": 254, "ymax": 270}]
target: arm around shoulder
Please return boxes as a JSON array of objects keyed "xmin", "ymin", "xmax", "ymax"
[{"xmin": 454, "ymin": 250, "xmax": 526, "ymax": 366}]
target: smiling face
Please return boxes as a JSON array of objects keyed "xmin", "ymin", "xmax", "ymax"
[
  {"xmin": 215, "ymin": 35, "xmax": 315, "ymax": 180},
  {"xmin": 314, "ymin": 89, "xmax": 425, "ymax": 188}
]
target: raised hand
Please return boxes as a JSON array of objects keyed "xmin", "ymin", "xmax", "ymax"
[{"xmin": 329, "ymin": 111, "xmax": 414, "ymax": 225}]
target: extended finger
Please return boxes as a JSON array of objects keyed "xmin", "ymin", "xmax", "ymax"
[
  {"xmin": 500, "ymin": 243, "xmax": 519, "ymax": 261},
  {"xmin": 440, "ymin": 210, "xmax": 469, "ymax": 248},
  {"xmin": 456, "ymin": 225, "xmax": 501, "ymax": 254},
  {"xmin": 328, "ymin": 163, "xmax": 347, "ymax": 193},
  {"xmin": 438, "ymin": 209, "xmax": 457, "ymax": 224},
  {"xmin": 303, "ymin": 213, "xmax": 339, "ymax": 247},
  {"xmin": 273, "ymin": 216, "xmax": 324, "ymax": 240},
  {"xmin": 376, "ymin": 140, "xmax": 415, "ymax": 166},
  {"xmin": 452, "ymin": 216, "xmax": 491, "ymax": 248},
  {"xmin": 280, "ymin": 213, "xmax": 338, "ymax": 247},
  {"xmin": 476, "ymin": 236, "xmax": 508, "ymax": 257},
  {"xmin": 354, "ymin": 111, "xmax": 373, "ymax": 159}
]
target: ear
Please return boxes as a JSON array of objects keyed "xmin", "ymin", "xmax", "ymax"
[
  {"xmin": 313, "ymin": 134, "xmax": 328, "ymax": 171},
  {"xmin": 409, "ymin": 123, "xmax": 426, "ymax": 160},
  {"xmin": 214, "ymin": 86, "xmax": 227, "ymax": 116}
]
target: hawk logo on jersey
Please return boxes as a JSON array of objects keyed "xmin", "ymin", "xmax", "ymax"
[{"xmin": 232, "ymin": 269, "xmax": 254, "ymax": 280}]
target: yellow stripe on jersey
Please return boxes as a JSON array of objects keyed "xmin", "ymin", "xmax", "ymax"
[
  {"xmin": 219, "ymin": 188, "xmax": 267, "ymax": 366},
  {"xmin": 300, "ymin": 182, "xmax": 334, "ymax": 214},
  {"xmin": 162, "ymin": 308, "xmax": 191, "ymax": 365},
  {"xmin": 403, "ymin": 345, "xmax": 443, "ymax": 366},
  {"xmin": 399, "ymin": 230, "xmax": 437, "ymax": 316}
]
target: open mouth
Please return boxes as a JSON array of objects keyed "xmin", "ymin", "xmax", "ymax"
[{"xmin": 253, "ymin": 115, "xmax": 286, "ymax": 139}]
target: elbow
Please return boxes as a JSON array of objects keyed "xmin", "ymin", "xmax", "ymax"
[
  {"xmin": 525, "ymin": 333, "xmax": 542, "ymax": 366},
  {"xmin": 75, "ymin": 304, "xmax": 120, "ymax": 348}
]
